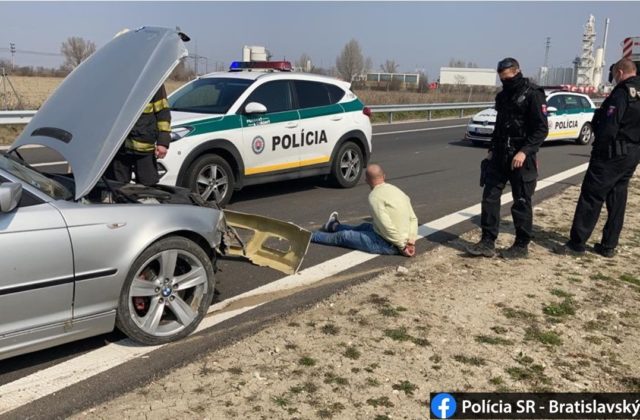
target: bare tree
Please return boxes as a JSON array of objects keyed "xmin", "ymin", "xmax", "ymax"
[
  {"xmin": 365, "ymin": 57, "xmax": 373, "ymax": 73},
  {"xmin": 295, "ymin": 53, "xmax": 313, "ymax": 72},
  {"xmin": 336, "ymin": 39, "xmax": 365, "ymax": 82},
  {"xmin": 169, "ymin": 58, "xmax": 196, "ymax": 81},
  {"xmin": 380, "ymin": 60, "xmax": 399, "ymax": 73},
  {"xmin": 60, "ymin": 37, "xmax": 96, "ymax": 69}
]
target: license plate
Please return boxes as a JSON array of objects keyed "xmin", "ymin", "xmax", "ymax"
[{"xmin": 475, "ymin": 127, "xmax": 492, "ymax": 134}]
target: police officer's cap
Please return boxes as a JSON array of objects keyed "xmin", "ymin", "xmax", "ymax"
[{"xmin": 497, "ymin": 57, "xmax": 519, "ymax": 72}]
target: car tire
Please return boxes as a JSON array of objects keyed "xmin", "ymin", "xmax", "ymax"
[
  {"xmin": 576, "ymin": 123, "xmax": 593, "ymax": 145},
  {"xmin": 116, "ymin": 236, "xmax": 215, "ymax": 346},
  {"xmin": 185, "ymin": 154, "xmax": 235, "ymax": 206},
  {"xmin": 331, "ymin": 141, "xmax": 364, "ymax": 188}
]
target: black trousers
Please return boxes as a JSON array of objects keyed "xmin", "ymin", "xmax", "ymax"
[
  {"xmin": 105, "ymin": 149, "xmax": 159, "ymax": 186},
  {"xmin": 569, "ymin": 143, "xmax": 640, "ymax": 249},
  {"xmin": 480, "ymin": 155, "xmax": 537, "ymax": 245}
]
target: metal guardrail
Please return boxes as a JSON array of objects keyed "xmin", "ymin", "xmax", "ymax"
[
  {"xmin": 369, "ymin": 102, "xmax": 494, "ymax": 123},
  {"xmin": 0, "ymin": 99, "xmax": 608, "ymax": 126},
  {"xmin": 0, "ymin": 110, "xmax": 37, "ymax": 125}
]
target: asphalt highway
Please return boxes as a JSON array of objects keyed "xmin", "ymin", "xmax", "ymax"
[{"xmin": 0, "ymin": 118, "xmax": 593, "ymax": 419}]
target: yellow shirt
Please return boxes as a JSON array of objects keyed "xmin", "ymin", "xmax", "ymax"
[{"xmin": 368, "ymin": 182, "xmax": 418, "ymax": 249}]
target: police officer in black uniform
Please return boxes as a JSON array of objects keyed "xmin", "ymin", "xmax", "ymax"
[
  {"xmin": 555, "ymin": 58, "xmax": 640, "ymax": 258},
  {"xmin": 467, "ymin": 58, "xmax": 549, "ymax": 258}
]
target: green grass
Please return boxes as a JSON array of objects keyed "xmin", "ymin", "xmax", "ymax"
[
  {"xmin": 392, "ymin": 380, "xmax": 418, "ymax": 396},
  {"xmin": 489, "ymin": 376, "xmax": 504, "ymax": 385},
  {"xmin": 475, "ymin": 335, "xmax": 514, "ymax": 345},
  {"xmin": 324, "ymin": 372, "xmax": 349, "ymax": 386},
  {"xmin": 321, "ymin": 324, "xmax": 340, "ymax": 335},
  {"xmin": 412, "ymin": 337, "xmax": 431, "ymax": 347},
  {"xmin": 502, "ymin": 307, "xmax": 536, "ymax": 320},
  {"xmin": 343, "ymin": 346, "xmax": 361, "ymax": 360},
  {"xmin": 590, "ymin": 272, "xmax": 612, "ymax": 281},
  {"xmin": 550, "ymin": 288, "xmax": 573, "ymax": 298},
  {"xmin": 272, "ymin": 395, "xmax": 290, "ymax": 407},
  {"xmin": 366, "ymin": 377, "xmax": 381, "ymax": 387},
  {"xmin": 524, "ymin": 327, "xmax": 562, "ymax": 346},
  {"xmin": 368, "ymin": 293, "xmax": 391, "ymax": 306},
  {"xmin": 384, "ymin": 327, "xmax": 412, "ymax": 341},
  {"xmin": 543, "ymin": 298, "xmax": 576, "ymax": 317},
  {"xmin": 620, "ymin": 274, "xmax": 640, "ymax": 287},
  {"xmin": 506, "ymin": 364, "xmax": 550, "ymax": 384},
  {"xmin": 453, "ymin": 354, "xmax": 486, "ymax": 366},
  {"xmin": 298, "ymin": 356, "xmax": 317, "ymax": 367},
  {"xmin": 366, "ymin": 397, "xmax": 395, "ymax": 408},
  {"xmin": 491, "ymin": 326, "xmax": 508, "ymax": 334}
]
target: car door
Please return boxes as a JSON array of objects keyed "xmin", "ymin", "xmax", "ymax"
[
  {"xmin": 240, "ymin": 80, "xmax": 301, "ymax": 178},
  {"xmin": 293, "ymin": 80, "xmax": 346, "ymax": 170},
  {"xmin": 546, "ymin": 94, "xmax": 568, "ymax": 140},
  {"xmin": 0, "ymin": 176, "xmax": 74, "ymax": 337}
]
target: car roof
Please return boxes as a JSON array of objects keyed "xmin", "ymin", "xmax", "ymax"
[
  {"xmin": 198, "ymin": 71, "xmax": 351, "ymax": 89},
  {"xmin": 545, "ymin": 90, "xmax": 591, "ymax": 99}
]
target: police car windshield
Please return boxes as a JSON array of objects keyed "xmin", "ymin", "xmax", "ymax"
[
  {"xmin": 0, "ymin": 152, "xmax": 72, "ymax": 200},
  {"xmin": 169, "ymin": 78, "xmax": 254, "ymax": 114}
]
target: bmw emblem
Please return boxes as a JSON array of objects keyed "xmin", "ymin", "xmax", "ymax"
[{"xmin": 252, "ymin": 136, "xmax": 265, "ymax": 154}]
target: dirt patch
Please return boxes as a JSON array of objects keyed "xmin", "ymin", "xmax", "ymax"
[{"xmin": 75, "ymin": 174, "xmax": 640, "ymax": 419}]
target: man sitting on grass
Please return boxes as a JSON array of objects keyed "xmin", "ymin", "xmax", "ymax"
[{"xmin": 311, "ymin": 164, "xmax": 418, "ymax": 257}]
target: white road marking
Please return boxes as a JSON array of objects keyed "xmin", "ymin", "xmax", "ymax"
[
  {"xmin": 0, "ymin": 162, "xmax": 590, "ymax": 415},
  {"xmin": 374, "ymin": 124, "xmax": 467, "ymax": 136},
  {"xmin": 0, "ymin": 305, "xmax": 261, "ymax": 414}
]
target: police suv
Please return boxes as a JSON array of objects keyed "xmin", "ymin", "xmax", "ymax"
[
  {"xmin": 465, "ymin": 90, "xmax": 596, "ymax": 147},
  {"xmin": 160, "ymin": 61, "xmax": 372, "ymax": 205}
]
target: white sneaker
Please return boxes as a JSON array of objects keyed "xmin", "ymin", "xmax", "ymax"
[{"xmin": 323, "ymin": 211, "xmax": 340, "ymax": 232}]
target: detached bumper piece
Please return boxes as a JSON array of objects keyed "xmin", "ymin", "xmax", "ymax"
[{"xmin": 222, "ymin": 210, "xmax": 311, "ymax": 275}]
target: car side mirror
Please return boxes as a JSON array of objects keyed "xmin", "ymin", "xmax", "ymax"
[
  {"xmin": 547, "ymin": 106, "xmax": 558, "ymax": 114},
  {"xmin": 0, "ymin": 182, "xmax": 22, "ymax": 213},
  {"xmin": 245, "ymin": 102, "xmax": 268, "ymax": 114}
]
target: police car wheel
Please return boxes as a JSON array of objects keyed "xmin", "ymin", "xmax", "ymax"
[
  {"xmin": 186, "ymin": 154, "xmax": 235, "ymax": 206},
  {"xmin": 576, "ymin": 123, "xmax": 593, "ymax": 145},
  {"xmin": 115, "ymin": 236, "xmax": 215, "ymax": 346},
  {"xmin": 331, "ymin": 141, "xmax": 363, "ymax": 188}
]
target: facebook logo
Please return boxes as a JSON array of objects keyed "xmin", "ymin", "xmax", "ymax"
[{"xmin": 430, "ymin": 393, "xmax": 457, "ymax": 419}]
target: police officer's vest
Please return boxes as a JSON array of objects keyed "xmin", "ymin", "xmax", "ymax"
[{"xmin": 494, "ymin": 80, "xmax": 542, "ymax": 150}]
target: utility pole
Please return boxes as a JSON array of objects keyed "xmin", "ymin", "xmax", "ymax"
[{"xmin": 9, "ymin": 43, "xmax": 16, "ymax": 69}]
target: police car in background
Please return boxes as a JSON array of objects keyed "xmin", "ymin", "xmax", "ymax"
[
  {"xmin": 465, "ymin": 90, "xmax": 596, "ymax": 147},
  {"xmin": 159, "ymin": 61, "xmax": 372, "ymax": 205}
]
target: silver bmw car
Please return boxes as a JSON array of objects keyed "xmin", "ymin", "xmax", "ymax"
[{"xmin": 0, "ymin": 27, "xmax": 310, "ymax": 361}]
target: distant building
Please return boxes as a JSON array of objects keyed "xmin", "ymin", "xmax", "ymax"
[
  {"xmin": 365, "ymin": 72, "xmax": 420, "ymax": 89},
  {"xmin": 537, "ymin": 66, "xmax": 576, "ymax": 86},
  {"xmin": 439, "ymin": 67, "xmax": 497, "ymax": 87}
]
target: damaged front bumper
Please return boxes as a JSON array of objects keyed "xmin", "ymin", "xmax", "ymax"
[{"xmin": 220, "ymin": 210, "xmax": 311, "ymax": 275}]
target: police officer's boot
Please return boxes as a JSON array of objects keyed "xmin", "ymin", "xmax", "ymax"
[
  {"xmin": 466, "ymin": 238, "xmax": 496, "ymax": 257},
  {"xmin": 594, "ymin": 243, "xmax": 615, "ymax": 258},
  {"xmin": 500, "ymin": 242, "xmax": 528, "ymax": 259}
]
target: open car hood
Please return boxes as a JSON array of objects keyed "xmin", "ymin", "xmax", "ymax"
[{"xmin": 10, "ymin": 27, "xmax": 188, "ymax": 199}]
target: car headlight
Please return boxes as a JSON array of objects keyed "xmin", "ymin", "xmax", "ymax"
[{"xmin": 170, "ymin": 126, "xmax": 193, "ymax": 142}]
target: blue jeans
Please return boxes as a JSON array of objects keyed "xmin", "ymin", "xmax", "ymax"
[{"xmin": 311, "ymin": 223, "xmax": 399, "ymax": 255}]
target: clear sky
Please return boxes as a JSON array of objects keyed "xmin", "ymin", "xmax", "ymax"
[{"xmin": 0, "ymin": 1, "xmax": 638, "ymax": 81}]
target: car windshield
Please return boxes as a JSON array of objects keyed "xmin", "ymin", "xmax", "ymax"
[
  {"xmin": 0, "ymin": 152, "xmax": 72, "ymax": 200},
  {"xmin": 169, "ymin": 77, "xmax": 254, "ymax": 114}
]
